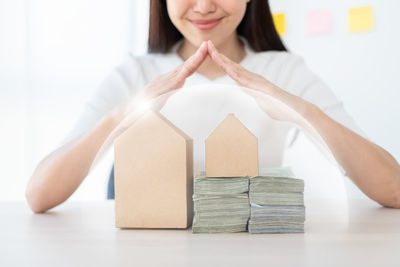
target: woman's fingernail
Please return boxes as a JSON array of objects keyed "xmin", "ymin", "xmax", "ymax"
[
  {"xmin": 196, "ymin": 42, "xmax": 203, "ymax": 53},
  {"xmin": 208, "ymin": 41, "xmax": 218, "ymax": 57},
  {"xmin": 195, "ymin": 48, "xmax": 201, "ymax": 56},
  {"xmin": 195, "ymin": 42, "xmax": 204, "ymax": 56}
]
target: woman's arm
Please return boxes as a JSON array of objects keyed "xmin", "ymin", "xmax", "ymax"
[
  {"xmin": 26, "ymin": 41, "xmax": 209, "ymax": 213},
  {"xmin": 25, "ymin": 108, "xmax": 125, "ymax": 213},
  {"xmin": 207, "ymin": 40, "xmax": 400, "ymax": 208},
  {"xmin": 303, "ymin": 104, "xmax": 400, "ymax": 208}
]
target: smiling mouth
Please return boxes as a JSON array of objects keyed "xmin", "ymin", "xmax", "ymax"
[{"xmin": 190, "ymin": 17, "xmax": 224, "ymax": 30}]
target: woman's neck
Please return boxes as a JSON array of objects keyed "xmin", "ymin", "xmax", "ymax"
[{"xmin": 177, "ymin": 34, "xmax": 246, "ymax": 80}]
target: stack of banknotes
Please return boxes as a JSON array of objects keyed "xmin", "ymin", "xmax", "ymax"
[
  {"xmin": 192, "ymin": 172, "xmax": 250, "ymax": 233},
  {"xmin": 248, "ymin": 168, "xmax": 305, "ymax": 233}
]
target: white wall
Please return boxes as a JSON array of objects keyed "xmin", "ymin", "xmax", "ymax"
[{"xmin": 0, "ymin": 0, "xmax": 398, "ymax": 201}]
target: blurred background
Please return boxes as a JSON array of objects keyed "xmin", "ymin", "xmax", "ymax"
[{"xmin": 0, "ymin": 0, "xmax": 399, "ymax": 202}]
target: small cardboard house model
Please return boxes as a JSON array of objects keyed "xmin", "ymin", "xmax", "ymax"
[
  {"xmin": 114, "ymin": 110, "xmax": 193, "ymax": 229},
  {"xmin": 206, "ymin": 114, "xmax": 258, "ymax": 177}
]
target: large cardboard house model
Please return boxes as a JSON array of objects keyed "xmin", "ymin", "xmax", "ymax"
[
  {"xmin": 114, "ymin": 110, "xmax": 193, "ymax": 229},
  {"xmin": 205, "ymin": 114, "xmax": 259, "ymax": 177}
]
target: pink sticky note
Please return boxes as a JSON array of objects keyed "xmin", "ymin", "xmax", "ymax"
[{"xmin": 306, "ymin": 10, "xmax": 333, "ymax": 36}]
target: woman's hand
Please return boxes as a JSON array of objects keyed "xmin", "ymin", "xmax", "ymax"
[
  {"xmin": 206, "ymin": 40, "xmax": 332, "ymax": 161},
  {"xmin": 207, "ymin": 40, "xmax": 311, "ymax": 125},
  {"xmin": 122, "ymin": 40, "xmax": 209, "ymax": 117},
  {"xmin": 90, "ymin": 41, "xmax": 209, "ymax": 169},
  {"xmin": 117, "ymin": 40, "xmax": 209, "ymax": 130}
]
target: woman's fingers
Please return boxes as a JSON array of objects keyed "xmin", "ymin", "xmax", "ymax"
[
  {"xmin": 207, "ymin": 40, "xmax": 230, "ymax": 72},
  {"xmin": 207, "ymin": 40, "xmax": 248, "ymax": 85},
  {"xmin": 142, "ymin": 41, "xmax": 208, "ymax": 100},
  {"xmin": 177, "ymin": 41, "xmax": 208, "ymax": 80}
]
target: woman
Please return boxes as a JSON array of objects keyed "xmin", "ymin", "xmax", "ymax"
[{"xmin": 26, "ymin": 0, "xmax": 400, "ymax": 213}]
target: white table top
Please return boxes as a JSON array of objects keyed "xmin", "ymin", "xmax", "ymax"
[{"xmin": 1, "ymin": 199, "xmax": 399, "ymax": 267}]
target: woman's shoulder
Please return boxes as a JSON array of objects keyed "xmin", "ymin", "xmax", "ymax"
[
  {"xmin": 246, "ymin": 50, "xmax": 308, "ymax": 85},
  {"xmin": 247, "ymin": 49, "xmax": 325, "ymax": 98}
]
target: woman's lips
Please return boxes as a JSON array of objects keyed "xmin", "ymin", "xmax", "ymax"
[{"xmin": 190, "ymin": 18, "xmax": 223, "ymax": 30}]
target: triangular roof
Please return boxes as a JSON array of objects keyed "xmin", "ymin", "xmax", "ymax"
[
  {"xmin": 206, "ymin": 113, "xmax": 257, "ymax": 140},
  {"xmin": 117, "ymin": 110, "xmax": 192, "ymax": 143}
]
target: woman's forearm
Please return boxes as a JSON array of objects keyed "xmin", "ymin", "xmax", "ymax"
[
  {"xmin": 25, "ymin": 108, "xmax": 125, "ymax": 213},
  {"xmin": 302, "ymin": 104, "xmax": 400, "ymax": 208}
]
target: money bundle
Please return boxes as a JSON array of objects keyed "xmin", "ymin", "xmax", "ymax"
[
  {"xmin": 248, "ymin": 167, "xmax": 305, "ymax": 233},
  {"xmin": 192, "ymin": 173, "xmax": 250, "ymax": 233}
]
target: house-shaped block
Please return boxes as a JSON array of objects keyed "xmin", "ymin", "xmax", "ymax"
[
  {"xmin": 114, "ymin": 110, "xmax": 193, "ymax": 228},
  {"xmin": 206, "ymin": 113, "xmax": 258, "ymax": 177}
]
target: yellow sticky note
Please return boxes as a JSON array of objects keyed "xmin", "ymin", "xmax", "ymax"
[
  {"xmin": 273, "ymin": 13, "xmax": 286, "ymax": 36},
  {"xmin": 348, "ymin": 6, "xmax": 374, "ymax": 32}
]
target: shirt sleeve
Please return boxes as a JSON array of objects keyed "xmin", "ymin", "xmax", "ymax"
[
  {"xmin": 59, "ymin": 54, "xmax": 143, "ymax": 146},
  {"xmin": 281, "ymin": 54, "xmax": 370, "ymax": 176}
]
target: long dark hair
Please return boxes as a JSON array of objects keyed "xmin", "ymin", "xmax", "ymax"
[{"xmin": 148, "ymin": 0, "xmax": 287, "ymax": 53}]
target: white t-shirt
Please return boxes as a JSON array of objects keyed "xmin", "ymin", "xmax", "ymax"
[{"xmin": 62, "ymin": 36, "xmax": 368, "ymax": 176}]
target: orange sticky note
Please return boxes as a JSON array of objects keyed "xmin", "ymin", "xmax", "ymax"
[
  {"xmin": 273, "ymin": 13, "xmax": 286, "ymax": 36},
  {"xmin": 348, "ymin": 6, "xmax": 374, "ymax": 32}
]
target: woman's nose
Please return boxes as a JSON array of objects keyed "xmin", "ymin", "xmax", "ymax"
[{"xmin": 192, "ymin": 0, "xmax": 217, "ymax": 15}]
